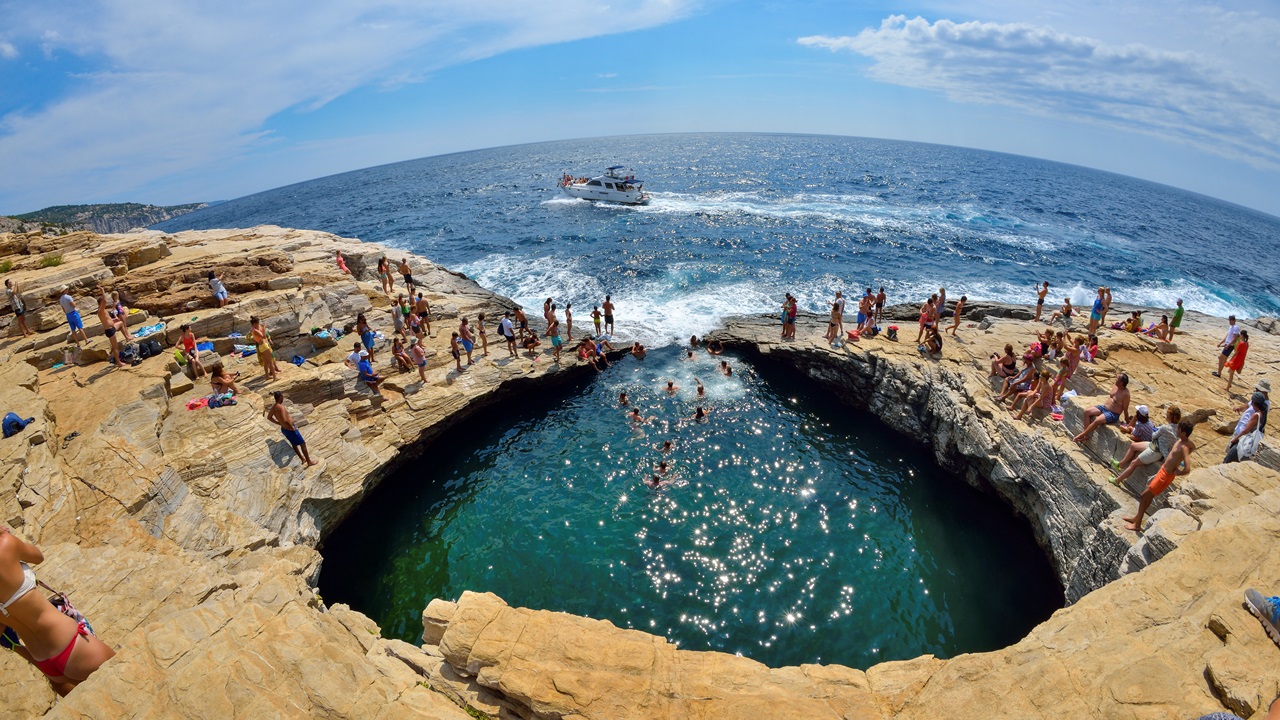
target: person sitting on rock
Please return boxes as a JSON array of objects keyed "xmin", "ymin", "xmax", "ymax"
[
  {"xmin": 357, "ymin": 350, "xmax": 384, "ymax": 396},
  {"xmin": 208, "ymin": 270, "xmax": 229, "ymax": 308},
  {"xmin": 1010, "ymin": 369, "xmax": 1053, "ymax": 421},
  {"xmin": 1118, "ymin": 405, "xmax": 1156, "ymax": 442},
  {"xmin": 997, "ymin": 354, "xmax": 1036, "ymax": 403},
  {"xmin": 208, "ymin": 363, "xmax": 240, "ymax": 395},
  {"xmin": 1047, "ymin": 297, "xmax": 1073, "ymax": 326},
  {"xmin": 989, "ymin": 344, "xmax": 1018, "ymax": 378},
  {"xmin": 1147, "ymin": 314, "xmax": 1170, "ymax": 340},
  {"xmin": 390, "ymin": 337, "xmax": 414, "ymax": 372},
  {"xmin": 0, "ymin": 526, "xmax": 115, "ymax": 696},
  {"xmin": 1073, "ymin": 374, "xmax": 1131, "ymax": 444},
  {"xmin": 1110, "ymin": 406, "xmax": 1180, "ymax": 486}
]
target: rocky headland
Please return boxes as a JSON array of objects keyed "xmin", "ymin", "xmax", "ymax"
[{"xmin": 0, "ymin": 226, "xmax": 1277, "ymax": 719}]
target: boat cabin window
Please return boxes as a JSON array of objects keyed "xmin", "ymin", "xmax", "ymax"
[
  {"xmin": 604, "ymin": 183, "xmax": 615, "ymax": 190},
  {"xmin": 587, "ymin": 180, "xmax": 603, "ymax": 187}
]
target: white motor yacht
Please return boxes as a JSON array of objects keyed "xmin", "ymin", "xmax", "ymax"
[{"xmin": 559, "ymin": 166, "xmax": 649, "ymax": 205}]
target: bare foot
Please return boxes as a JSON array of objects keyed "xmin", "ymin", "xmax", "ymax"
[
  {"xmin": 307, "ymin": 460, "xmax": 318, "ymax": 467},
  {"xmin": 1124, "ymin": 520, "xmax": 1141, "ymax": 531}
]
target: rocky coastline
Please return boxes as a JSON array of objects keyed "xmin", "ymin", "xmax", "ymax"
[{"xmin": 1, "ymin": 227, "xmax": 1277, "ymax": 719}]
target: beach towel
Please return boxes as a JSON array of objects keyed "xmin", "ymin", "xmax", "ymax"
[
  {"xmin": 206, "ymin": 393, "xmax": 237, "ymax": 409},
  {"xmin": 196, "ymin": 341, "xmax": 214, "ymax": 352},
  {"xmin": 234, "ymin": 344, "xmax": 256, "ymax": 356},
  {"xmin": 228, "ymin": 332, "xmax": 244, "ymax": 338},
  {"xmin": 185, "ymin": 397, "xmax": 209, "ymax": 411},
  {"xmin": 134, "ymin": 322, "xmax": 166, "ymax": 338}
]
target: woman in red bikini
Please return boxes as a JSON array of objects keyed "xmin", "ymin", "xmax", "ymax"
[{"xmin": 0, "ymin": 527, "xmax": 114, "ymax": 695}]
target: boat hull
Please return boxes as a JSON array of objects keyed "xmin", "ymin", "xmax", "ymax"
[{"xmin": 561, "ymin": 184, "xmax": 649, "ymax": 205}]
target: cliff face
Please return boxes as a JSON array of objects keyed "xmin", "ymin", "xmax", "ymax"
[
  {"xmin": 8, "ymin": 202, "xmax": 208, "ymax": 235},
  {"xmin": 0, "ymin": 227, "xmax": 1277, "ymax": 719}
]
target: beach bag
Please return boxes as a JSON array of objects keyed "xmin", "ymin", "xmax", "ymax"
[
  {"xmin": 1238, "ymin": 430, "xmax": 1263, "ymax": 461},
  {"xmin": 137, "ymin": 341, "xmax": 153, "ymax": 359},
  {"xmin": 120, "ymin": 343, "xmax": 140, "ymax": 365},
  {"xmin": 38, "ymin": 580, "xmax": 94, "ymax": 635},
  {"xmin": 146, "ymin": 339, "xmax": 163, "ymax": 358},
  {"xmin": 174, "ymin": 348, "xmax": 187, "ymax": 366},
  {"xmin": 2, "ymin": 412, "xmax": 34, "ymax": 438},
  {"xmin": 886, "ymin": 326, "xmax": 898, "ymax": 342}
]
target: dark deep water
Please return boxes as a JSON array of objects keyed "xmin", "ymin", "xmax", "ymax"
[{"xmin": 319, "ymin": 349, "xmax": 1063, "ymax": 669}]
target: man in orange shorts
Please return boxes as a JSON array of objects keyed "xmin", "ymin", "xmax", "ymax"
[{"xmin": 1124, "ymin": 420, "xmax": 1195, "ymax": 531}]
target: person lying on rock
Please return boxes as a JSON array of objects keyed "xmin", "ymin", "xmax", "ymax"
[
  {"xmin": 1124, "ymin": 420, "xmax": 1194, "ymax": 531},
  {"xmin": 1072, "ymin": 373, "xmax": 1130, "ymax": 444},
  {"xmin": 1110, "ymin": 406, "xmax": 1181, "ymax": 486},
  {"xmin": 0, "ymin": 526, "xmax": 115, "ymax": 696}
]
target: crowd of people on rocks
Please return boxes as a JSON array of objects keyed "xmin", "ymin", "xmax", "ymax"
[{"xmin": 2, "ymin": 242, "xmax": 1277, "ymax": 703}]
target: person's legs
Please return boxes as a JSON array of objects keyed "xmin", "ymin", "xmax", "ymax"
[
  {"xmin": 1225, "ymin": 366, "xmax": 1236, "ymax": 391},
  {"xmin": 57, "ymin": 630, "xmax": 115, "ymax": 692},
  {"xmin": 107, "ymin": 333, "xmax": 125, "ymax": 367},
  {"xmin": 1216, "ymin": 348, "xmax": 1230, "ymax": 375},
  {"xmin": 1224, "ymin": 442, "xmax": 1240, "ymax": 464},
  {"xmin": 1073, "ymin": 408, "xmax": 1104, "ymax": 443},
  {"xmin": 1123, "ymin": 489, "xmax": 1155, "ymax": 531}
]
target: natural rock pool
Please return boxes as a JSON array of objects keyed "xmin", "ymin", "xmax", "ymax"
[{"xmin": 319, "ymin": 347, "xmax": 1062, "ymax": 668}]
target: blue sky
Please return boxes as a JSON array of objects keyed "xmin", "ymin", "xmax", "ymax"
[{"xmin": 2, "ymin": 0, "xmax": 1278, "ymax": 216}]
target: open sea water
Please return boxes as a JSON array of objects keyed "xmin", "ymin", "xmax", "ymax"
[{"xmin": 158, "ymin": 133, "xmax": 1280, "ymax": 348}]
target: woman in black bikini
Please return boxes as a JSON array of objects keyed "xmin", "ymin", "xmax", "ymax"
[{"xmin": 989, "ymin": 344, "xmax": 1018, "ymax": 378}]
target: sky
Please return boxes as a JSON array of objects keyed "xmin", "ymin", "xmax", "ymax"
[{"xmin": 1, "ymin": 0, "xmax": 1278, "ymax": 217}]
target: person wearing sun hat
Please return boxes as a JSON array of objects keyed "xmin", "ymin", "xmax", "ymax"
[{"xmin": 1120, "ymin": 405, "xmax": 1156, "ymax": 442}]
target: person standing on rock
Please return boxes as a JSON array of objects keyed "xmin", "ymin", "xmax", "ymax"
[
  {"xmin": 4, "ymin": 279, "xmax": 32, "ymax": 337},
  {"xmin": 565, "ymin": 302, "xmax": 574, "ymax": 341},
  {"xmin": 1212, "ymin": 315, "xmax": 1242, "ymax": 378},
  {"xmin": 355, "ymin": 313, "xmax": 377, "ymax": 365},
  {"xmin": 476, "ymin": 312, "xmax": 489, "ymax": 357},
  {"xmin": 1072, "ymin": 373, "xmax": 1131, "ymax": 444},
  {"xmin": 267, "ymin": 391, "xmax": 317, "ymax": 467},
  {"xmin": 875, "ymin": 287, "xmax": 886, "ymax": 325},
  {"xmin": 602, "ymin": 295, "xmax": 616, "ymax": 336},
  {"xmin": 409, "ymin": 337, "xmax": 429, "ymax": 383},
  {"xmin": 95, "ymin": 290, "xmax": 127, "ymax": 369},
  {"xmin": 458, "ymin": 317, "xmax": 475, "ymax": 365},
  {"xmin": 180, "ymin": 324, "xmax": 206, "ymax": 379},
  {"xmin": 449, "ymin": 332, "xmax": 465, "ymax": 373},
  {"xmin": 946, "ymin": 295, "xmax": 966, "ymax": 336},
  {"xmin": 398, "ymin": 258, "xmax": 416, "ymax": 296},
  {"xmin": 208, "ymin": 270, "xmax": 230, "ymax": 308},
  {"xmin": 591, "ymin": 306, "xmax": 602, "ymax": 337},
  {"xmin": 1034, "ymin": 282, "xmax": 1050, "ymax": 322},
  {"xmin": 1123, "ymin": 420, "xmax": 1194, "ymax": 531},
  {"xmin": 415, "ymin": 293, "xmax": 432, "ymax": 336},
  {"xmin": 499, "ymin": 312, "xmax": 517, "ymax": 357},
  {"xmin": 513, "ymin": 306, "xmax": 528, "ymax": 341},
  {"xmin": 58, "ymin": 287, "xmax": 90, "ymax": 345},
  {"xmin": 1224, "ymin": 330, "xmax": 1250, "ymax": 393},
  {"xmin": 0, "ymin": 526, "xmax": 115, "ymax": 696},
  {"xmin": 833, "ymin": 291, "xmax": 845, "ymax": 339},
  {"xmin": 548, "ymin": 318, "xmax": 563, "ymax": 363},
  {"xmin": 1087, "ymin": 287, "xmax": 1104, "ymax": 335},
  {"xmin": 377, "ymin": 257, "xmax": 394, "ymax": 296},
  {"xmin": 250, "ymin": 316, "xmax": 280, "ymax": 382}
]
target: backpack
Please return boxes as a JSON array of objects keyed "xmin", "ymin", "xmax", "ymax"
[
  {"xmin": 137, "ymin": 341, "xmax": 153, "ymax": 359},
  {"xmin": 146, "ymin": 339, "xmax": 163, "ymax": 358},
  {"xmin": 119, "ymin": 343, "xmax": 140, "ymax": 364},
  {"xmin": 2, "ymin": 412, "xmax": 34, "ymax": 438}
]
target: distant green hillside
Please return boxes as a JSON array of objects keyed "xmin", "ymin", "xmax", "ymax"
[{"xmin": 8, "ymin": 202, "xmax": 208, "ymax": 234}]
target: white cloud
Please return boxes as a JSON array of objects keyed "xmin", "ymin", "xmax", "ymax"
[
  {"xmin": 0, "ymin": 0, "xmax": 694, "ymax": 211},
  {"xmin": 0, "ymin": 41, "xmax": 16, "ymax": 59},
  {"xmin": 799, "ymin": 15, "xmax": 1280, "ymax": 170}
]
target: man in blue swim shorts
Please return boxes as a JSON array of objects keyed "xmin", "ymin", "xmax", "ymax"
[
  {"xmin": 267, "ymin": 391, "xmax": 317, "ymax": 467},
  {"xmin": 58, "ymin": 287, "xmax": 90, "ymax": 344},
  {"xmin": 1074, "ymin": 373, "xmax": 1131, "ymax": 444}
]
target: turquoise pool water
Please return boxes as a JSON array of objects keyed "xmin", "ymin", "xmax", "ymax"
[{"xmin": 318, "ymin": 348, "xmax": 1062, "ymax": 668}]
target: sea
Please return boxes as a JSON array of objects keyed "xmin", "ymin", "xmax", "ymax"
[{"xmin": 157, "ymin": 133, "xmax": 1280, "ymax": 348}]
